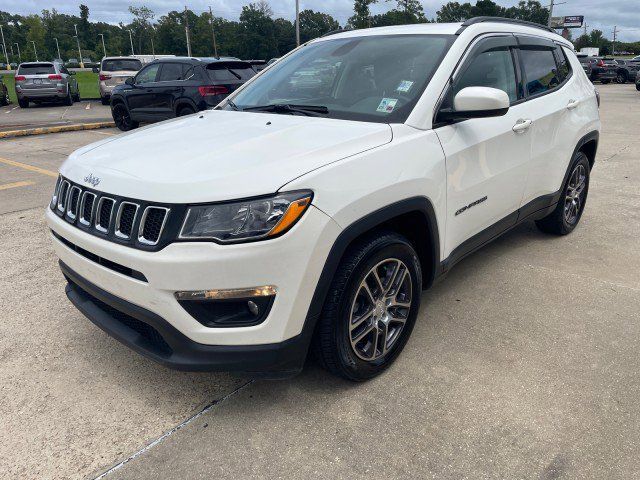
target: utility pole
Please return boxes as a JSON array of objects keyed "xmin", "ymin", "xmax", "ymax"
[
  {"xmin": 185, "ymin": 6, "xmax": 192, "ymax": 57},
  {"xmin": 547, "ymin": 0, "xmax": 555, "ymax": 28},
  {"xmin": 295, "ymin": 0, "xmax": 300, "ymax": 47},
  {"xmin": 150, "ymin": 35, "xmax": 155, "ymax": 57},
  {"xmin": 98, "ymin": 33, "xmax": 106, "ymax": 58},
  {"xmin": 53, "ymin": 37, "xmax": 61, "ymax": 60},
  {"xmin": 74, "ymin": 24, "xmax": 83, "ymax": 68},
  {"xmin": 612, "ymin": 26, "xmax": 618, "ymax": 56},
  {"xmin": 209, "ymin": 6, "xmax": 219, "ymax": 58},
  {"xmin": 0, "ymin": 25, "xmax": 9, "ymax": 70},
  {"xmin": 14, "ymin": 43, "xmax": 21, "ymax": 63},
  {"xmin": 583, "ymin": 21, "xmax": 588, "ymax": 36},
  {"xmin": 128, "ymin": 29, "xmax": 134, "ymax": 55},
  {"xmin": 31, "ymin": 41, "xmax": 38, "ymax": 61}
]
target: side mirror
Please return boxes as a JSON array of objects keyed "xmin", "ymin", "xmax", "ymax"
[
  {"xmin": 439, "ymin": 86, "xmax": 510, "ymax": 122},
  {"xmin": 125, "ymin": 77, "xmax": 135, "ymax": 86}
]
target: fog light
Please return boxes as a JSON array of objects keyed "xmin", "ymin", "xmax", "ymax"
[{"xmin": 175, "ymin": 286, "xmax": 276, "ymax": 328}]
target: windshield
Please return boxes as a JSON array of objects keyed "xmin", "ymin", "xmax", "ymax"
[
  {"xmin": 229, "ymin": 34, "xmax": 455, "ymax": 123},
  {"xmin": 102, "ymin": 59, "xmax": 143, "ymax": 72}
]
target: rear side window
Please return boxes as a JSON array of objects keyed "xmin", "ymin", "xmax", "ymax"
[
  {"xmin": 553, "ymin": 46, "xmax": 571, "ymax": 82},
  {"xmin": 520, "ymin": 47, "xmax": 560, "ymax": 96},
  {"xmin": 135, "ymin": 63, "xmax": 160, "ymax": 84},
  {"xmin": 454, "ymin": 48, "xmax": 518, "ymax": 103},
  {"xmin": 206, "ymin": 63, "xmax": 256, "ymax": 82},
  {"xmin": 158, "ymin": 63, "xmax": 186, "ymax": 82},
  {"xmin": 102, "ymin": 59, "xmax": 142, "ymax": 72},
  {"xmin": 18, "ymin": 63, "xmax": 55, "ymax": 75}
]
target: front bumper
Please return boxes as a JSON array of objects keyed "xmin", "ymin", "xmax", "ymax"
[{"xmin": 62, "ymin": 261, "xmax": 311, "ymax": 375}]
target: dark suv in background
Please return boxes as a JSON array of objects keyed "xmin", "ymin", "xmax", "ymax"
[
  {"xmin": 109, "ymin": 57, "xmax": 256, "ymax": 131},
  {"xmin": 614, "ymin": 59, "xmax": 640, "ymax": 84},
  {"xmin": 579, "ymin": 56, "xmax": 617, "ymax": 84}
]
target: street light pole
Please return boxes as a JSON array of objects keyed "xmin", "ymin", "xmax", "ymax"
[
  {"xmin": 53, "ymin": 37, "xmax": 61, "ymax": 60},
  {"xmin": 31, "ymin": 41, "xmax": 38, "ymax": 61},
  {"xmin": 209, "ymin": 6, "xmax": 219, "ymax": 58},
  {"xmin": 0, "ymin": 25, "xmax": 10, "ymax": 70},
  {"xmin": 184, "ymin": 6, "xmax": 192, "ymax": 57},
  {"xmin": 295, "ymin": 0, "xmax": 300, "ymax": 47},
  {"xmin": 98, "ymin": 33, "xmax": 106, "ymax": 58},
  {"xmin": 74, "ymin": 24, "xmax": 83, "ymax": 68},
  {"xmin": 128, "ymin": 29, "xmax": 134, "ymax": 55},
  {"xmin": 14, "ymin": 43, "xmax": 21, "ymax": 63}
]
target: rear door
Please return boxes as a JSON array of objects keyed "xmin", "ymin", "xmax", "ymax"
[
  {"xmin": 515, "ymin": 38, "xmax": 586, "ymax": 211},
  {"xmin": 435, "ymin": 35, "xmax": 532, "ymax": 258},
  {"xmin": 154, "ymin": 62, "xmax": 187, "ymax": 118}
]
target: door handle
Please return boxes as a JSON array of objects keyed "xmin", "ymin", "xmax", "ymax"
[
  {"xmin": 512, "ymin": 119, "xmax": 532, "ymax": 133},
  {"xmin": 567, "ymin": 99, "xmax": 579, "ymax": 110}
]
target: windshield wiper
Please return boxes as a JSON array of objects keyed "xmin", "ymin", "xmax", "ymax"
[
  {"xmin": 226, "ymin": 98, "xmax": 240, "ymax": 111},
  {"xmin": 241, "ymin": 103, "xmax": 329, "ymax": 117}
]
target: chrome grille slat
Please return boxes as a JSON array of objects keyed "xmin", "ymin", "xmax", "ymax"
[
  {"xmin": 56, "ymin": 180, "xmax": 70, "ymax": 213},
  {"xmin": 66, "ymin": 186, "xmax": 82, "ymax": 220},
  {"xmin": 138, "ymin": 207, "xmax": 170, "ymax": 246},
  {"xmin": 79, "ymin": 192, "xmax": 96, "ymax": 226},
  {"xmin": 115, "ymin": 202, "xmax": 139, "ymax": 239}
]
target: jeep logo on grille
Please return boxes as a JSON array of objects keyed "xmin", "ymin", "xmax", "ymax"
[{"xmin": 84, "ymin": 173, "xmax": 100, "ymax": 187}]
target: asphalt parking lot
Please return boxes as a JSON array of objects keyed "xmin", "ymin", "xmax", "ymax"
[
  {"xmin": 1, "ymin": 100, "xmax": 112, "ymax": 133},
  {"xmin": 0, "ymin": 83, "xmax": 639, "ymax": 479}
]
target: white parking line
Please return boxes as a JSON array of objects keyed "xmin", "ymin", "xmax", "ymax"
[
  {"xmin": 85, "ymin": 103, "xmax": 91, "ymax": 110},
  {"xmin": 61, "ymin": 107, "xmax": 70, "ymax": 119},
  {"xmin": 5, "ymin": 106, "xmax": 18, "ymax": 114}
]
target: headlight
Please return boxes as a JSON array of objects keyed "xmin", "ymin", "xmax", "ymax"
[{"xmin": 179, "ymin": 191, "xmax": 312, "ymax": 243}]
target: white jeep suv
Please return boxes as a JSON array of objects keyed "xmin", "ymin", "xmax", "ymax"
[{"xmin": 47, "ymin": 18, "xmax": 600, "ymax": 381}]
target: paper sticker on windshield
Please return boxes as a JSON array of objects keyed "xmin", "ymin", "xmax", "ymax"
[
  {"xmin": 377, "ymin": 98, "xmax": 398, "ymax": 113},
  {"xmin": 396, "ymin": 80, "xmax": 414, "ymax": 93}
]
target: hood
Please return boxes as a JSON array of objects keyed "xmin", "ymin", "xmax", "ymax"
[{"xmin": 61, "ymin": 110, "xmax": 392, "ymax": 203}]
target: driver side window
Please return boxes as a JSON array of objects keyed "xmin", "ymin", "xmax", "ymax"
[{"xmin": 135, "ymin": 64, "xmax": 160, "ymax": 84}]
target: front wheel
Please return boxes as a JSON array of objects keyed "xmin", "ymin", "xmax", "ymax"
[
  {"xmin": 112, "ymin": 103, "xmax": 139, "ymax": 131},
  {"xmin": 64, "ymin": 90, "xmax": 73, "ymax": 106},
  {"xmin": 0, "ymin": 90, "xmax": 8, "ymax": 106},
  {"xmin": 312, "ymin": 232, "xmax": 422, "ymax": 381},
  {"xmin": 616, "ymin": 72, "xmax": 627, "ymax": 84},
  {"xmin": 535, "ymin": 151, "xmax": 590, "ymax": 235}
]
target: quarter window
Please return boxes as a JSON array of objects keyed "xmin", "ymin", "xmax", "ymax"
[
  {"xmin": 553, "ymin": 46, "xmax": 571, "ymax": 83},
  {"xmin": 158, "ymin": 63, "xmax": 185, "ymax": 82},
  {"xmin": 520, "ymin": 47, "xmax": 560, "ymax": 96},
  {"xmin": 454, "ymin": 47, "xmax": 518, "ymax": 103}
]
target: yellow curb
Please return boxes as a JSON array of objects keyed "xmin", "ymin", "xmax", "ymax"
[{"xmin": 0, "ymin": 121, "xmax": 115, "ymax": 140}]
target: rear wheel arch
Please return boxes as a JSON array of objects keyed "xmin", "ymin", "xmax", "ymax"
[
  {"xmin": 577, "ymin": 131, "xmax": 599, "ymax": 170},
  {"xmin": 174, "ymin": 99, "xmax": 198, "ymax": 116}
]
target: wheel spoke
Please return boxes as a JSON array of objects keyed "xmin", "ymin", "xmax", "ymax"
[
  {"xmin": 379, "ymin": 324, "xmax": 389, "ymax": 355},
  {"xmin": 382, "ymin": 261, "xmax": 401, "ymax": 296},
  {"xmin": 352, "ymin": 323, "xmax": 375, "ymax": 344},
  {"xmin": 361, "ymin": 281, "xmax": 376, "ymax": 304},
  {"xmin": 369, "ymin": 328, "xmax": 379, "ymax": 359},
  {"xmin": 370, "ymin": 270, "xmax": 385, "ymax": 298},
  {"xmin": 350, "ymin": 310, "xmax": 373, "ymax": 332}
]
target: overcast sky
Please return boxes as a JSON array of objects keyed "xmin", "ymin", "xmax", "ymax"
[{"xmin": 3, "ymin": 0, "xmax": 640, "ymax": 41}]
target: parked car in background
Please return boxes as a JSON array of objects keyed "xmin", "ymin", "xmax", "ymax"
[
  {"xmin": 266, "ymin": 57, "xmax": 280, "ymax": 66},
  {"xmin": 15, "ymin": 62, "xmax": 80, "ymax": 108},
  {"xmin": 98, "ymin": 56, "xmax": 144, "ymax": 105},
  {"xmin": 0, "ymin": 76, "xmax": 9, "ymax": 105},
  {"xmin": 110, "ymin": 56, "xmax": 256, "ymax": 131},
  {"xmin": 131, "ymin": 54, "xmax": 176, "ymax": 65},
  {"xmin": 247, "ymin": 59, "xmax": 268, "ymax": 72},
  {"xmin": 636, "ymin": 71, "xmax": 640, "ymax": 91},
  {"xmin": 48, "ymin": 18, "xmax": 600, "ymax": 380},
  {"xmin": 580, "ymin": 56, "xmax": 617, "ymax": 83},
  {"xmin": 66, "ymin": 58, "xmax": 80, "ymax": 68},
  {"xmin": 614, "ymin": 59, "xmax": 640, "ymax": 84}
]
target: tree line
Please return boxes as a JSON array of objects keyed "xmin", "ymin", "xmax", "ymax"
[{"xmin": 0, "ymin": 0, "xmax": 637, "ymax": 64}]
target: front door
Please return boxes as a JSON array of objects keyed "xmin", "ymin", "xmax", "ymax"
[
  {"xmin": 126, "ymin": 63, "xmax": 161, "ymax": 119},
  {"xmin": 435, "ymin": 35, "xmax": 532, "ymax": 260}
]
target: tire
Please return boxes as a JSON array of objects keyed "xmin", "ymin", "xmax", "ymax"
[
  {"xmin": 18, "ymin": 98, "xmax": 29, "ymax": 108},
  {"xmin": 636, "ymin": 83, "xmax": 640, "ymax": 91},
  {"xmin": 616, "ymin": 72, "xmax": 627, "ymax": 84},
  {"xmin": 64, "ymin": 90, "xmax": 73, "ymax": 106},
  {"xmin": 535, "ymin": 151, "xmax": 590, "ymax": 235},
  {"xmin": 112, "ymin": 102, "xmax": 138, "ymax": 131},
  {"xmin": 73, "ymin": 92, "xmax": 81, "ymax": 102},
  {"xmin": 601, "ymin": 79, "xmax": 611, "ymax": 84},
  {"xmin": 100, "ymin": 96, "xmax": 110, "ymax": 106},
  {"xmin": 312, "ymin": 232, "xmax": 422, "ymax": 381},
  {"xmin": 0, "ymin": 90, "xmax": 8, "ymax": 106},
  {"xmin": 177, "ymin": 105, "xmax": 195, "ymax": 117}
]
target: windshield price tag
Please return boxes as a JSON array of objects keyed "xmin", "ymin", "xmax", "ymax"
[
  {"xmin": 396, "ymin": 80, "xmax": 414, "ymax": 93},
  {"xmin": 377, "ymin": 98, "xmax": 398, "ymax": 113}
]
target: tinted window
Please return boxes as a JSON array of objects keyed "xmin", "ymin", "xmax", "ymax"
[
  {"xmin": 231, "ymin": 35, "xmax": 455, "ymax": 124},
  {"xmin": 135, "ymin": 63, "xmax": 160, "ymax": 84},
  {"xmin": 18, "ymin": 63, "xmax": 55, "ymax": 75},
  {"xmin": 158, "ymin": 63, "xmax": 186, "ymax": 81},
  {"xmin": 553, "ymin": 46, "xmax": 571, "ymax": 82},
  {"xmin": 520, "ymin": 47, "xmax": 560, "ymax": 95},
  {"xmin": 206, "ymin": 63, "xmax": 256, "ymax": 82},
  {"xmin": 454, "ymin": 48, "xmax": 518, "ymax": 103},
  {"xmin": 102, "ymin": 59, "xmax": 142, "ymax": 72}
]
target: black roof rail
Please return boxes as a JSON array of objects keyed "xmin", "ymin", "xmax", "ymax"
[
  {"xmin": 321, "ymin": 27, "xmax": 352, "ymax": 38},
  {"xmin": 457, "ymin": 16, "xmax": 555, "ymax": 34}
]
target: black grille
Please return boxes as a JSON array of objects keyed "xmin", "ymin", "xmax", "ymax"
[
  {"xmin": 118, "ymin": 203, "xmax": 137, "ymax": 237},
  {"xmin": 68, "ymin": 187, "xmax": 81, "ymax": 217},
  {"xmin": 97, "ymin": 198, "xmax": 114, "ymax": 231},
  {"xmin": 141, "ymin": 208, "xmax": 167, "ymax": 244},
  {"xmin": 81, "ymin": 193, "xmax": 95, "ymax": 224},
  {"xmin": 87, "ymin": 290, "xmax": 171, "ymax": 356}
]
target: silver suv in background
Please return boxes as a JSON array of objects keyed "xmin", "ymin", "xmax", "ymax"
[
  {"xmin": 15, "ymin": 62, "xmax": 80, "ymax": 108},
  {"xmin": 98, "ymin": 57, "xmax": 143, "ymax": 105}
]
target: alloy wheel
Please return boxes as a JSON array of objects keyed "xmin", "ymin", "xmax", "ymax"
[
  {"xmin": 349, "ymin": 258, "xmax": 413, "ymax": 361},
  {"xmin": 564, "ymin": 164, "xmax": 587, "ymax": 225}
]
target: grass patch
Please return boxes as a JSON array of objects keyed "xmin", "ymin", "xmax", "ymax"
[{"xmin": 1, "ymin": 71, "xmax": 100, "ymax": 104}]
